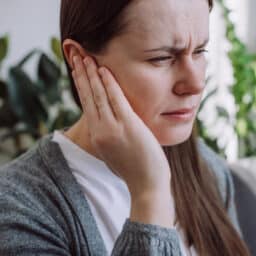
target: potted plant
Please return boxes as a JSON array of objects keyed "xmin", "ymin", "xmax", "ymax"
[{"xmin": 0, "ymin": 35, "xmax": 80, "ymax": 163}]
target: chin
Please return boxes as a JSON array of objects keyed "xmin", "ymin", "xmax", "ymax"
[{"xmin": 157, "ymin": 123, "xmax": 194, "ymax": 146}]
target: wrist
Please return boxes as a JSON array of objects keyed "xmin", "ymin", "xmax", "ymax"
[
  {"xmin": 128, "ymin": 180, "xmax": 171, "ymax": 199},
  {"xmin": 130, "ymin": 188, "xmax": 175, "ymax": 227}
]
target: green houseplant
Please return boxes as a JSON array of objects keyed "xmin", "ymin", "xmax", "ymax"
[
  {"xmin": 0, "ymin": 35, "xmax": 80, "ymax": 159},
  {"xmin": 197, "ymin": 0, "xmax": 256, "ymax": 158},
  {"xmin": 217, "ymin": 0, "xmax": 256, "ymax": 157}
]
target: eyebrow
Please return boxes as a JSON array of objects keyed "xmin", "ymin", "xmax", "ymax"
[{"xmin": 143, "ymin": 38, "xmax": 209, "ymax": 54}]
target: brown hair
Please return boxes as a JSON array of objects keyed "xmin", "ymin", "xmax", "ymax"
[{"xmin": 60, "ymin": 0, "xmax": 250, "ymax": 255}]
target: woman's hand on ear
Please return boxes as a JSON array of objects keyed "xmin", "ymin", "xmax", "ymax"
[
  {"xmin": 72, "ymin": 55, "xmax": 171, "ymax": 194},
  {"xmin": 72, "ymin": 54, "xmax": 173, "ymax": 203}
]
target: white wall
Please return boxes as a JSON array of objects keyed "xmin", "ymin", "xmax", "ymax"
[
  {"xmin": 0, "ymin": 0, "xmax": 60, "ymax": 79},
  {"xmin": 247, "ymin": 0, "xmax": 256, "ymax": 52}
]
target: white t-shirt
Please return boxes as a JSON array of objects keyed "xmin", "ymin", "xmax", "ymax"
[{"xmin": 52, "ymin": 130, "xmax": 197, "ymax": 255}]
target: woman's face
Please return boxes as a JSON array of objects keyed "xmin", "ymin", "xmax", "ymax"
[{"xmin": 96, "ymin": 0, "xmax": 209, "ymax": 146}]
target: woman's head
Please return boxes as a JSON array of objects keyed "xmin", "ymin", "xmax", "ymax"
[{"xmin": 61, "ymin": 0, "xmax": 211, "ymax": 146}]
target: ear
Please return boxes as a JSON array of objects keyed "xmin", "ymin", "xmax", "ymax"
[{"xmin": 62, "ymin": 39, "xmax": 89, "ymax": 70}]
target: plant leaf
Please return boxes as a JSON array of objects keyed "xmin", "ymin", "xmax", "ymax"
[
  {"xmin": 17, "ymin": 49, "xmax": 39, "ymax": 68},
  {"xmin": 51, "ymin": 37, "xmax": 64, "ymax": 62},
  {"xmin": 0, "ymin": 126, "xmax": 39, "ymax": 143},
  {"xmin": 0, "ymin": 102, "xmax": 19, "ymax": 128},
  {"xmin": 0, "ymin": 80, "xmax": 8, "ymax": 99},
  {"xmin": 0, "ymin": 35, "xmax": 9, "ymax": 63},
  {"xmin": 7, "ymin": 66, "xmax": 48, "ymax": 129},
  {"xmin": 48, "ymin": 108, "xmax": 79, "ymax": 132},
  {"xmin": 37, "ymin": 53, "xmax": 61, "ymax": 104},
  {"xmin": 216, "ymin": 106, "xmax": 230, "ymax": 119}
]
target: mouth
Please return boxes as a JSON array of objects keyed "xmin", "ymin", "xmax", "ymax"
[{"xmin": 161, "ymin": 107, "xmax": 196, "ymax": 122}]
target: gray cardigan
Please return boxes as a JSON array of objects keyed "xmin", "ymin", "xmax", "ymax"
[{"xmin": 0, "ymin": 132, "xmax": 242, "ymax": 255}]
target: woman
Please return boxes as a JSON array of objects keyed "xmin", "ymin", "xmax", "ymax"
[{"xmin": 0, "ymin": 0, "xmax": 251, "ymax": 255}]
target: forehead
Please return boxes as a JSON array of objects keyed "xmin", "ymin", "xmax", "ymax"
[{"xmin": 121, "ymin": 0, "xmax": 209, "ymax": 47}]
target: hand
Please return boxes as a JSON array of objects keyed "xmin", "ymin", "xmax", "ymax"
[{"xmin": 72, "ymin": 55, "xmax": 171, "ymax": 196}]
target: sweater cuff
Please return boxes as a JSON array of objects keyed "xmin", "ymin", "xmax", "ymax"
[{"xmin": 123, "ymin": 218, "xmax": 179, "ymax": 242}]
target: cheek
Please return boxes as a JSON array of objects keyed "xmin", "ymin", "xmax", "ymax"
[{"xmin": 113, "ymin": 65, "xmax": 165, "ymax": 118}]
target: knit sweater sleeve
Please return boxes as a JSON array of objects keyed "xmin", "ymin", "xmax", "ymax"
[{"xmin": 111, "ymin": 219, "xmax": 182, "ymax": 256}]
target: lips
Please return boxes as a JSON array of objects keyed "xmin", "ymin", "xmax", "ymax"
[
  {"xmin": 161, "ymin": 107, "xmax": 196, "ymax": 122},
  {"xmin": 161, "ymin": 107, "xmax": 195, "ymax": 115}
]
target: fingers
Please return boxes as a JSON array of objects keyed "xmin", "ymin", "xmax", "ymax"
[
  {"xmin": 72, "ymin": 54, "xmax": 134, "ymax": 127},
  {"xmin": 83, "ymin": 57, "xmax": 117, "ymax": 122},
  {"xmin": 72, "ymin": 55, "xmax": 99, "ymax": 131},
  {"xmin": 98, "ymin": 66, "xmax": 135, "ymax": 121}
]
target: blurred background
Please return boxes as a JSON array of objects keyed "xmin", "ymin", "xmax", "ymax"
[{"xmin": 0, "ymin": 0, "xmax": 255, "ymax": 254}]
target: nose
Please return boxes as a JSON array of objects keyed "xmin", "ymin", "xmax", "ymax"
[{"xmin": 172, "ymin": 58, "xmax": 205, "ymax": 96}]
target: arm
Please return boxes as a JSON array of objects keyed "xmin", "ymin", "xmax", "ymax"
[
  {"xmin": 111, "ymin": 219, "xmax": 182, "ymax": 256},
  {"xmin": 111, "ymin": 190, "xmax": 182, "ymax": 256}
]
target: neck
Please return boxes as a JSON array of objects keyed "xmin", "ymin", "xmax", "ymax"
[{"xmin": 63, "ymin": 114, "xmax": 102, "ymax": 160}]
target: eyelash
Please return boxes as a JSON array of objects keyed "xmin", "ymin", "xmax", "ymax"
[{"xmin": 149, "ymin": 49, "xmax": 208, "ymax": 62}]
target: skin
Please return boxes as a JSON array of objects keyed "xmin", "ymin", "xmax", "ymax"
[{"xmin": 62, "ymin": 0, "xmax": 209, "ymax": 163}]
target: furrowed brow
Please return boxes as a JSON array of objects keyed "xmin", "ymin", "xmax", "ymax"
[
  {"xmin": 143, "ymin": 38, "xmax": 209, "ymax": 54},
  {"xmin": 143, "ymin": 46, "xmax": 185, "ymax": 54}
]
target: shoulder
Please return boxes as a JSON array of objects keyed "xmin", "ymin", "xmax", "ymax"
[
  {"xmin": 197, "ymin": 138, "xmax": 233, "ymax": 209},
  {"xmin": 0, "ymin": 141, "xmax": 52, "ymax": 198},
  {"xmin": 0, "ymin": 142, "xmax": 57, "ymax": 218},
  {"xmin": 197, "ymin": 138, "xmax": 243, "ymax": 236},
  {"xmin": 0, "ymin": 137, "xmax": 69, "ymax": 218},
  {"xmin": 0, "ymin": 143, "xmax": 72, "ymax": 254}
]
